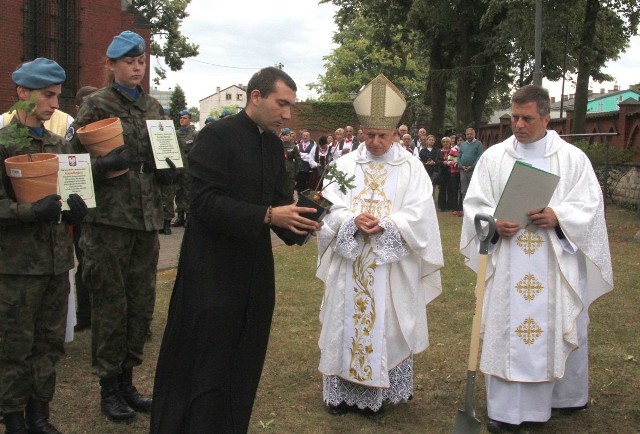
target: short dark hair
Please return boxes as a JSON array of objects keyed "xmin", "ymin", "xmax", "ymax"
[
  {"xmin": 511, "ymin": 84, "xmax": 551, "ymax": 117},
  {"xmin": 75, "ymin": 86, "xmax": 98, "ymax": 105},
  {"xmin": 246, "ymin": 67, "xmax": 297, "ymax": 104}
]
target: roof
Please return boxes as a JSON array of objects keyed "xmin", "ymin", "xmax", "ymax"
[
  {"xmin": 550, "ymin": 88, "xmax": 640, "ymax": 111},
  {"xmin": 199, "ymin": 84, "xmax": 248, "ymax": 102}
]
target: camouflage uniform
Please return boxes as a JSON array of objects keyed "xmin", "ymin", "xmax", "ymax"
[
  {"xmin": 68, "ymin": 84, "xmax": 164, "ymax": 379},
  {"xmin": 0, "ymin": 123, "xmax": 74, "ymax": 414},
  {"xmin": 174, "ymin": 125, "xmax": 196, "ymax": 214},
  {"xmin": 160, "ymin": 183, "xmax": 176, "ymax": 220},
  {"xmin": 283, "ymin": 139, "xmax": 301, "ymax": 201}
]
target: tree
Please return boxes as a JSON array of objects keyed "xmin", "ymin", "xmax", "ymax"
[
  {"xmin": 188, "ymin": 106, "xmax": 200, "ymax": 123},
  {"xmin": 133, "ymin": 0, "xmax": 200, "ymax": 86},
  {"xmin": 169, "ymin": 85, "xmax": 187, "ymax": 127},
  {"xmin": 312, "ymin": 0, "xmax": 425, "ymax": 103},
  {"xmin": 571, "ymin": 1, "xmax": 639, "ymax": 133},
  {"xmin": 317, "ymin": 0, "xmax": 640, "ymax": 137}
]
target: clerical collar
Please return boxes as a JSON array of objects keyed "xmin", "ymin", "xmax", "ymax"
[
  {"xmin": 515, "ymin": 132, "xmax": 548, "ymax": 158},
  {"xmin": 113, "ymin": 82, "xmax": 141, "ymax": 100},
  {"xmin": 28, "ymin": 126, "xmax": 44, "ymax": 138}
]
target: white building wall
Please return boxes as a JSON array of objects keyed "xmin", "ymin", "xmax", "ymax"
[{"xmin": 198, "ymin": 84, "xmax": 246, "ymax": 128}]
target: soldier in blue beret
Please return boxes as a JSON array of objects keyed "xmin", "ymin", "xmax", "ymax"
[
  {"xmin": 11, "ymin": 57, "xmax": 66, "ymax": 89},
  {"xmin": 0, "ymin": 57, "xmax": 89, "ymax": 434},
  {"xmin": 66, "ymin": 29, "xmax": 173, "ymax": 424},
  {"xmin": 106, "ymin": 30, "xmax": 146, "ymax": 59},
  {"xmin": 204, "ymin": 116, "xmax": 216, "ymax": 124}
]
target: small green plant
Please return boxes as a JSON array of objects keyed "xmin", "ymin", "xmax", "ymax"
[
  {"xmin": 258, "ymin": 419, "xmax": 275, "ymax": 430},
  {"xmin": 0, "ymin": 97, "xmax": 37, "ymax": 153},
  {"xmin": 312, "ymin": 162, "xmax": 356, "ymax": 197}
]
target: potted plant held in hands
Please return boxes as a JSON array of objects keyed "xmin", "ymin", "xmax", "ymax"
[
  {"xmin": 1, "ymin": 98, "xmax": 60, "ymax": 203},
  {"xmin": 294, "ymin": 163, "xmax": 356, "ymax": 245}
]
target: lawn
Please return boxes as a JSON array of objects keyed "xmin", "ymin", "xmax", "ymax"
[{"xmin": 46, "ymin": 206, "xmax": 640, "ymax": 434}]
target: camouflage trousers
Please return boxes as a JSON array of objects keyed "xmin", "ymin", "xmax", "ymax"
[
  {"xmin": 80, "ymin": 224, "xmax": 159, "ymax": 379},
  {"xmin": 174, "ymin": 171, "xmax": 191, "ymax": 213},
  {"xmin": 160, "ymin": 183, "xmax": 176, "ymax": 220},
  {"xmin": 0, "ymin": 273, "xmax": 69, "ymax": 414}
]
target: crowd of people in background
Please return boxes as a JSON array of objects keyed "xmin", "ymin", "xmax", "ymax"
[{"xmin": 281, "ymin": 123, "xmax": 485, "ymax": 219}]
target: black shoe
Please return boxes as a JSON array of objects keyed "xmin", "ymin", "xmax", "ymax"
[
  {"xmin": 552, "ymin": 403, "xmax": 588, "ymax": 415},
  {"xmin": 74, "ymin": 319, "xmax": 90, "ymax": 332},
  {"xmin": 25, "ymin": 399, "xmax": 60, "ymax": 434},
  {"xmin": 355, "ymin": 404, "xmax": 384, "ymax": 418},
  {"xmin": 160, "ymin": 219, "xmax": 172, "ymax": 235},
  {"xmin": 118, "ymin": 368, "xmax": 152, "ymax": 413},
  {"xmin": 487, "ymin": 419, "xmax": 522, "ymax": 433},
  {"xmin": 119, "ymin": 384, "xmax": 152, "ymax": 413},
  {"xmin": 171, "ymin": 211, "xmax": 185, "ymax": 227},
  {"xmin": 327, "ymin": 402, "xmax": 352, "ymax": 415},
  {"xmin": 100, "ymin": 377, "xmax": 136, "ymax": 423},
  {"xmin": 3, "ymin": 411, "xmax": 27, "ymax": 434}
]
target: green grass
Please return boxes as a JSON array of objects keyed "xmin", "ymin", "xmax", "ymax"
[{"xmin": 44, "ymin": 207, "xmax": 640, "ymax": 433}]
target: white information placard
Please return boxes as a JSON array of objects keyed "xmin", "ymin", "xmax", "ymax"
[
  {"xmin": 57, "ymin": 153, "xmax": 96, "ymax": 210},
  {"xmin": 146, "ymin": 120, "xmax": 184, "ymax": 169}
]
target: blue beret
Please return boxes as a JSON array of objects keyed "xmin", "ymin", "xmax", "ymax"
[
  {"xmin": 12, "ymin": 58, "xmax": 65, "ymax": 89},
  {"xmin": 281, "ymin": 128, "xmax": 291, "ymax": 134},
  {"xmin": 205, "ymin": 116, "xmax": 216, "ymax": 124},
  {"xmin": 162, "ymin": 108, "xmax": 170, "ymax": 116},
  {"xmin": 179, "ymin": 109, "xmax": 191, "ymax": 116},
  {"xmin": 106, "ymin": 31, "xmax": 146, "ymax": 59}
]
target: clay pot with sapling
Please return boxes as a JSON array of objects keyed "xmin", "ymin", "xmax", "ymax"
[{"xmin": 294, "ymin": 163, "xmax": 355, "ymax": 245}]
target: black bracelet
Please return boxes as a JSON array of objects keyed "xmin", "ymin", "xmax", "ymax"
[{"xmin": 267, "ymin": 206, "xmax": 272, "ymax": 226}]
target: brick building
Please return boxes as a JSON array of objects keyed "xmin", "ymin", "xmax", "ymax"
[{"xmin": 0, "ymin": 0, "xmax": 151, "ymax": 115}]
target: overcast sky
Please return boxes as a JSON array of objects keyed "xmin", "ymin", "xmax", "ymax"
[
  {"xmin": 152, "ymin": 0, "xmax": 640, "ymax": 108},
  {"xmin": 151, "ymin": 0, "xmax": 339, "ymax": 107}
]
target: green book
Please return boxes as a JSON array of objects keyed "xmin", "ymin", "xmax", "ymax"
[{"xmin": 494, "ymin": 161, "xmax": 560, "ymax": 230}]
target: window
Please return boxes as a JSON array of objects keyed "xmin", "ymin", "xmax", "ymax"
[
  {"xmin": 23, "ymin": 0, "xmax": 79, "ymax": 109},
  {"xmin": 226, "ymin": 93, "xmax": 232, "ymax": 100},
  {"xmin": 237, "ymin": 94, "xmax": 243, "ymax": 101}
]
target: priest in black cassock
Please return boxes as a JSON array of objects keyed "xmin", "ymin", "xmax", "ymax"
[{"xmin": 150, "ymin": 67, "xmax": 321, "ymax": 434}]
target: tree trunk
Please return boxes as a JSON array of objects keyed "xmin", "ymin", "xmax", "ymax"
[
  {"xmin": 455, "ymin": 28, "xmax": 474, "ymax": 131},
  {"xmin": 427, "ymin": 36, "xmax": 450, "ymax": 136},
  {"xmin": 471, "ymin": 62, "xmax": 496, "ymax": 130},
  {"xmin": 572, "ymin": 0, "xmax": 600, "ymax": 134}
]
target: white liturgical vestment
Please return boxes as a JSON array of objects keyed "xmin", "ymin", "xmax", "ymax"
[
  {"xmin": 460, "ymin": 130, "xmax": 613, "ymax": 383},
  {"xmin": 317, "ymin": 143, "xmax": 443, "ymax": 390}
]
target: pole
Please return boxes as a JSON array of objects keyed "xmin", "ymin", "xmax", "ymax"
[
  {"xmin": 533, "ymin": 0, "xmax": 543, "ymax": 86},
  {"xmin": 560, "ymin": 18, "xmax": 569, "ymax": 118}
]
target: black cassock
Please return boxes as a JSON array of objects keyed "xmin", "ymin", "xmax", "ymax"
[{"xmin": 150, "ymin": 110, "xmax": 295, "ymax": 434}]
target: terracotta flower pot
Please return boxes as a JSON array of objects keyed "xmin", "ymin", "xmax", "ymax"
[
  {"xmin": 76, "ymin": 117, "xmax": 128, "ymax": 178},
  {"xmin": 4, "ymin": 153, "xmax": 59, "ymax": 203},
  {"xmin": 293, "ymin": 189, "xmax": 333, "ymax": 245}
]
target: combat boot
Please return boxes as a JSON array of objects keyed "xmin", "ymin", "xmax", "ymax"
[
  {"xmin": 99, "ymin": 376, "xmax": 136, "ymax": 423},
  {"xmin": 171, "ymin": 211, "xmax": 185, "ymax": 227},
  {"xmin": 3, "ymin": 411, "xmax": 27, "ymax": 434},
  {"xmin": 24, "ymin": 399, "xmax": 60, "ymax": 434},
  {"xmin": 160, "ymin": 218, "xmax": 172, "ymax": 235},
  {"xmin": 118, "ymin": 368, "xmax": 152, "ymax": 413}
]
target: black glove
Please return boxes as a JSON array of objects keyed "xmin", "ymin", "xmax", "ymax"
[
  {"xmin": 155, "ymin": 157, "xmax": 179, "ymax": 185},
  {"xmin": 62, "ymin": 193, "xmax": 89, "ymax": 225},
  {"xmin": 93, "ymin": 145, "xmax": 130, "ymax": 173},
  {"xmin": 32, "ymin": 194, "xmax": 62, "ymax": 223}
]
